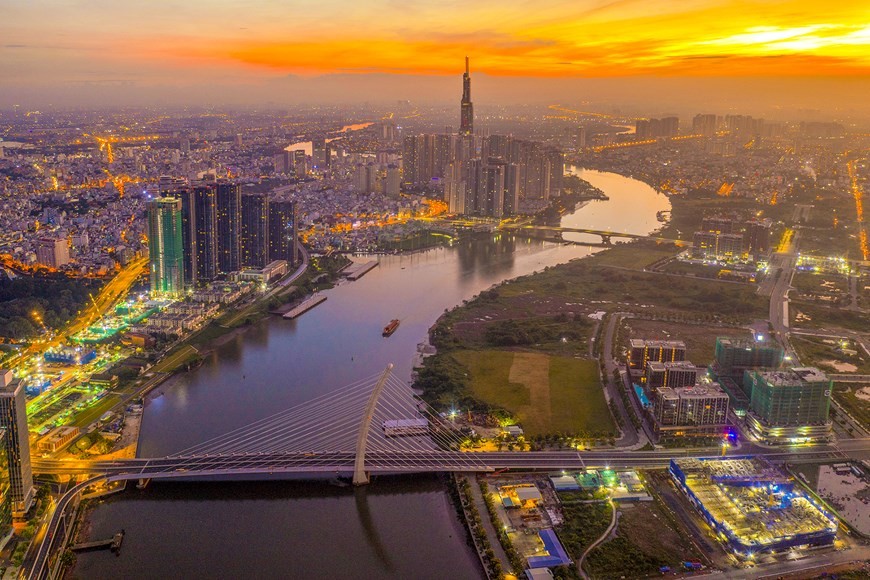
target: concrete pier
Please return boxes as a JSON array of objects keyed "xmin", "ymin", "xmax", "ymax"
[
  {"xmin": 282, "ymin": 294, "xmax": 327, "ymax": 319},
  {"xmin": 342, "ymin": 261, "xmax": 378, "ymax": 280}
]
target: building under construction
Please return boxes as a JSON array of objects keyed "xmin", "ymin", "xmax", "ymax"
[{"xmin": 670, "ymin": 457, "xmax": 837, "ymax": 557}]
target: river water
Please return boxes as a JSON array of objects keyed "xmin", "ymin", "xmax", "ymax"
[{"xmin": 73, "ymin": 169, "xmax": 669, "ymax": 579}]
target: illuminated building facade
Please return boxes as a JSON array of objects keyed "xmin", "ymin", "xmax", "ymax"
[
  {"xmin": 147, "ymin": 197, "xmax": 185, "ymax": 298},
  {"xmin": 216, "ymin": 181, "xmax": 242, "ymax": 273},
  {"xmin": 653, "ymin": 379, "xmax": 730, "ymax": 437},
  {"xmin": 628, "ymin": 339, "xmax": 686, "ymax": 373},
  {"xmin": 745, "ymin": 367, "xmax": 832, "ymax": 443},
  {"xmin": 0, "ymin": 371, "xmax": 33, "ymax": 516},
  {"xmin": 268, "ymin": 200, "xmax": 297, "ymax": 266},
  {"xmin": 0, "ymin": 429, "xmax": 11, "ymax": 532},
  {"xmin": 241, "ymin": 192, "xmax": 270, "ymax": 268}
]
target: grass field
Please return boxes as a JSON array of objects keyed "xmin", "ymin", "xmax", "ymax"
[
  {"xmin": 70, "ymin": 394, "xmax": 122, "ymax": 428},
  {"xmin": 451, "ymin": 349, "xmax": 613, "ymax": 436},
  {"xmin": 151, "ymin": 345, "xmax": 199, "ymax": 374}
]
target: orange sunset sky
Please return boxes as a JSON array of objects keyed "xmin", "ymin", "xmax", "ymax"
[{"xmin": 1, "ymin": 0, "xmax": 868, "ymax": 108}]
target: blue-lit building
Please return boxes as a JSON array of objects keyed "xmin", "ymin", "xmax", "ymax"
[{"xmin": 669, "ymin": 457, "xmax": 837, "ymax": 557}]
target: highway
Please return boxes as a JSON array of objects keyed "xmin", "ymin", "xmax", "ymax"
[
  {"xmin": 7, "ymin": 256, "xmax": 148, "ymax": 370},
  {"xmin": 31, "ymin": 440, "xmax": 870, "ymax": 479}
]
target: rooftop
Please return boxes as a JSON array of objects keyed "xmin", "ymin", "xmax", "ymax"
[
  {"xmin": 757, "ymin": 367, "xmax": 829, "ymax": 386},
  {"xmin": 630, "ymin": 338, "xmax": 686, "ymax": 349}
]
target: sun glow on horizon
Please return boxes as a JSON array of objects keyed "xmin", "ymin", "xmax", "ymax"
[{"xmin": 2, "ymin": 0, "xmax": 869, "ymax": 85}]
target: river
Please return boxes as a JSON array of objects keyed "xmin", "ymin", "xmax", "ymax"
[{"xmin": 72, "ymin": 169, "xmax": 670, "ymax": 579}]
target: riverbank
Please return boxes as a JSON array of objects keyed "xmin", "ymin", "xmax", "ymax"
[
  {"xmin": 413, "ymin": 179, "xmax": 770, "ymax": 438},
  {"xmin": 63, "ymin": 168, "xmax": 683, "ymax": 579}
]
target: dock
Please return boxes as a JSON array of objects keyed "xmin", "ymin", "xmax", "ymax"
[
  {"xmin": 282, "ymin": 294, "xmax": 327, "ymax": 319},
  {"xmin": 72, "ymin": 529, "xmax": 125, "ymax": 553},
  {"xmin": 342, "ymin": 260, "xmax": 378, "ymax": 280}
]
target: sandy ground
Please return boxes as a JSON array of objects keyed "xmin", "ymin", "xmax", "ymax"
[{"xmin": 856, "ymin": 386, "xmax": 870, "ymax": 403}]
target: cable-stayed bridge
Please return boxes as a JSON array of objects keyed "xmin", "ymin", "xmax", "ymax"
[
  {"xmin": 33, "ymin": 364, "xmax": 869, "ymax": 484},
  {"xmin": 27, "ymin": 365, "xmax": 870, "ymax": 580}
]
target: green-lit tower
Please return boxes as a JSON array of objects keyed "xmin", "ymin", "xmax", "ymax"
[{"xmin": 148, "ymin": 197, "xmax": 185, "ymax": 298}]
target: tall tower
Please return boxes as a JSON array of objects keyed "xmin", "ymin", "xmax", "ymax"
[
  {"xmin": 268, "ymin": 200, "xmax": 297, "ymax": 265},
  {"xmin": 147, "ymin": 197, "xmax": 185, "ymax": 298},
  {"xmin": 460, "ymin": 56, "xmax": 474, "ymax": 137},
  {"xmin": 241, "ymin": 193, "xmax": 270, "ymax": 268},
  {"xmin": 216, "ymin": 181, "xmax": 242, "ymax": 273},
  {"xmin": 0, "ymin": 370, "xmax": 33, "ymax": 516}
]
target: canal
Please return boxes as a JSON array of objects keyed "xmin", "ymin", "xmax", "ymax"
[{"xmin": 72, "ymin": 169, "xmax": 670, "ymax": 579}]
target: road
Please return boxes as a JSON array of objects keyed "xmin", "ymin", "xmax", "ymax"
[
  {"xmin": 27, "ymin": 476, "xmax": 103, "ymax": 580},
  {"xmin": 8, "ymin": 256, "xmax": 148, "ymax": 370},
  {"xmin": 24, "ymin": 440, "xmax": 870, "ymax": 580},
  {"xmin": 601, "ymin": 313, "xmax": 642, "ymax": 447},
  {"xmin": 30, "ymin": 441, "xmax": 870, "ymax": 478},
  {"xmin": 766, "ymin": 251, "xmax": 798, "ymax": 360}
]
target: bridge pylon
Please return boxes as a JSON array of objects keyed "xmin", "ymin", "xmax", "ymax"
[{"xmin": 353, "ymin": 364, "xmax": 394, "ymax": 485}]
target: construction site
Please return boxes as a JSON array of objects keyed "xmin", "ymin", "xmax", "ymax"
[{"xmin": 670, "ymin": 457, "xmax": 838, "ymax": 557}]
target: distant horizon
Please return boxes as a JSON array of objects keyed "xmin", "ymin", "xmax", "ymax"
[{"xmin": 3, "ymin": 73, "xmax": 870, "ymax": 122}]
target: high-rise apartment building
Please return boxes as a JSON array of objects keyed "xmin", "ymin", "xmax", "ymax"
[
  {"xmin": 241, "ymin": 193, "xmax": 270, "ymax": 268},
  {"xmin": 0, "ymin": 429, "xmax": 12, "ymax": 530},
  {"xmin": 216, "ymin": 181, "xmax": 242, "ymax": 273},
  {"xmin": 147, "ymin": 197, "xmax": 185, "ymax": 297},
  {"xmin": 180, "ymin": 185, "xmax": 219, "ymax": 286},
  {"xmin": 268, "ymin": 200, "xmax": 297, "ymax": 265},
  {"xmin": 385, "ymin": 165, "xmax": 401, "ymax": 197},
  {"xmin": 653, "ymin": 379, "xmax": 730, "ymax": 438},
  {"xmin": 35, "ymin": 237, "xmax": 70, "ymax": 269},
  {"xmin": 645, "ymin": 361, "xmax": 700, "ymax": 391},
  {"xmin": 628, "ymin": 339, "xmax": 687, "ymax": 372},
  {"xmin": 0, "ymin": 370, "xmax": 33, "ymax": 516},
  {"xmin": 692, "ymin": 114, "xmax": 718, "ymax": 136},
  {"xmin": 292, "ymin": 150, "xmax": 308, "ymax": 178}
]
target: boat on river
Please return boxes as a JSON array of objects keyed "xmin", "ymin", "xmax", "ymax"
[{"xmin": 382, "ymin": 319, "xmax": 400, "ymax": 336}]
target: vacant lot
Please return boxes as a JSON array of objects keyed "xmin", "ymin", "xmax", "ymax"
[
  {"xmin": 833, "ymin": 385, "xmax": 870, "ymax": 431},
  {"xmin": 791, "ymin": 335, "xmax": 870, "ymax": 374},
  {"xmin": 791, "ymin": 303, "xmax": 870, "ymax": 332},
  {"xmin": 622, "ymin": 319, "xmax": 748, "ymax": 365},
  {"xmin": 587, "ymin": 500, "xmax": 705, "ymax": 579},
  {"xmin": 452, "ymin": 349, "xmax": 613, "ymax": 436},
  {"xmin": 497, "ymin": 255, "xmax": 767, "ymax": 323}
]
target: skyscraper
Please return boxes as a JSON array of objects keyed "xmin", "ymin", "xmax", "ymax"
[
  {"xmin": 460, "ymin": 57, "xmax": 473, "ymax": 137},
  {"xmin": 179, "ymin": 189, "xmax": 198, "ymax": 287},
  {"xmin": 241, "ymin": 193, "xmax": 270, "ymax": 268},
  {"xmin": 216, "ymin": 181, "xmax": 242, "ymax": 273},
  {"xmin": 147, "ymin": 197, "xmax": 185, "ymax": 298},
  {"xmin": 268, "ymin": 200, "xmax": 297, "ymax": 265},
  {"xmin": 192, "ymin": 185, "xmax": 219, "ymax": 282},
  {"xmin": 0, "ymin": 370, "xmax": 33, "ymax": 516}
]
